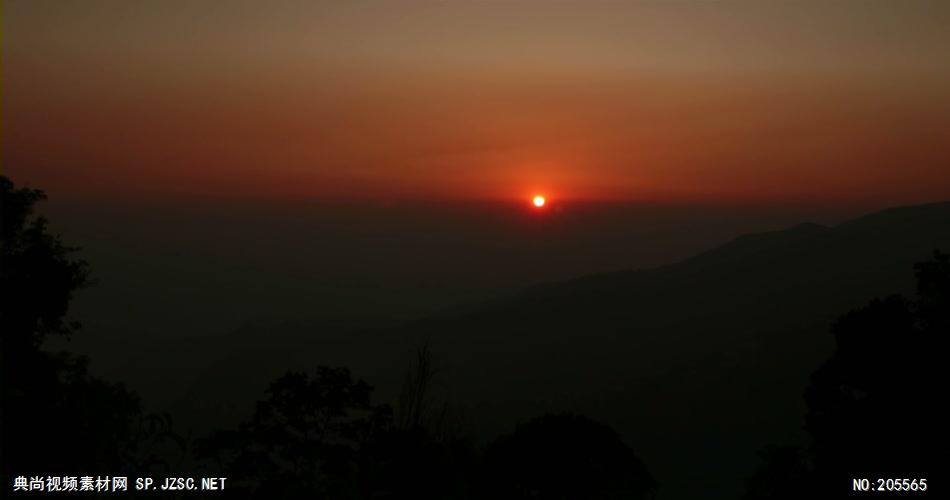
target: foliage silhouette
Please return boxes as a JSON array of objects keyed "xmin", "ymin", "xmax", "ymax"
[
  {"xmin": 197, "ymin": 355, "xmax": 479, "ymax": 499},
  {"xmin": 480, "ymin": 413, "xmax": 656, "ymax": 500},
  {"xmin": 1, "ymin": 176, "xmax": 183, "ymax": 480},
  {"xmin": 198, "ymin": 365, "xmax": 657, "ymax": 499},
  {"xmin": 196, "ymin": 366, "xmax": 392, "ymax": 498},
  {"xmin": 746, "ymin": 251, "xmax": 947, "ymax": 497},
  {"xmin": 1, "ymin": 176, "xmax": 88, "ymax": 351},
  {"xmin": 804, "ymin": 251, "xmax": 945, "ymax": 486}
]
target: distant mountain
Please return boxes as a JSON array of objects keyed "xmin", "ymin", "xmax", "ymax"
[
  {"xmin": 74, "ymin": 201, "xmax": 950, "ymax": 500},
  {"xmin": 387, "ymin": 201, "xmax": 950, "ymax": 499}
]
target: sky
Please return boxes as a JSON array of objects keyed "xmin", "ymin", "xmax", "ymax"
[{"xmin": 4, "ymin": 0, "xmax": 950, "ymax": 206}]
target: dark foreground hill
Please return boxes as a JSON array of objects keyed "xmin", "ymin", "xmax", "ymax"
[{"xmin": 77, "ymin": 201, "xmax": 950, "ymax": 499}]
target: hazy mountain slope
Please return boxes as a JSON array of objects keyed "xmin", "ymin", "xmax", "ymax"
[
  {"xmin": 390, "ymin": 201, "xmax": 950, "ymax": 499},
  {"xmin": 68, "ymin": 201, "xmax": 950, "ymax": 499}
]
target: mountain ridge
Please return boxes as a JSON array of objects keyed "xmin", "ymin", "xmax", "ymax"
[
  {"xmin": 381, "ymin": 200, "xmax": 950, "ymax": 499},
  {"xmin": 453, "ymin": 201, "xmax": 950, "ymax": 316},
  {"xmin": 61, "ymin": 200, "xmax": 950, "ymax": 500}
]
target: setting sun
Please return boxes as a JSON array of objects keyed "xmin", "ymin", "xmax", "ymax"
[{"xmin": 532, "ymin": 195, "xmax": 546, "ymax": 208}]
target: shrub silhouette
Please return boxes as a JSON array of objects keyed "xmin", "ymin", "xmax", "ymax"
[
  {"xmin": 481, "ymin": 412, "xmax": 656, "ymax": 499},
  {"xmin": 367, "ymin": 342, "xmax": 475, "ymax": 499}
]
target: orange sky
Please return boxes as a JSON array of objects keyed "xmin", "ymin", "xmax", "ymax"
[{"xmin": 4, "ymin": 0, "xmax": 950, "ymax": 204}]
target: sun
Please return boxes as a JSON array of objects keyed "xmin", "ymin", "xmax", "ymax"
[{"xmin": 532, "ymin": 195, "xmax": 546, "ymax": 208}]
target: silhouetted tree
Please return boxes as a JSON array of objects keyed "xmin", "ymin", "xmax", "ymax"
[
  {"xmin": 196, "ymin": 367, "xmax": 392, "ymax": 498},
  {"xmin": 197, "ymin": 354, "xmax": 478, "ymax": 499},
  {"xmin": 480, "ymin": 413, "xmax": 656, "ymax": 499},
  {"xmin": 804, "ymin": 251, "xmax": 945, "ymax": 488},
  {"xmin": 1, "ymin": 176, "xmax": 181, "ymax": 480},
  {"xmin": 1, "ymin": 176, "xmax": 88, "ymax": 352},
  {"xmin": 746, "ymin": 251, "xmax": 947, "ymax": 497}
]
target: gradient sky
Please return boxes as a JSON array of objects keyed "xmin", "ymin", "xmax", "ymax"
[{"xmin": 4, "ymin": 0, "xmax": 950, "ymax": 204}]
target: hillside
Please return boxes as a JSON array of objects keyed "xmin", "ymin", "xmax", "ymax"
[
  {"xmin": 68, "ymin": 201, "xmax": 950, "ymax": 499},
  {"xmin": 390, "ymin": 201, "xmax": 950, "ymax": 498}
]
